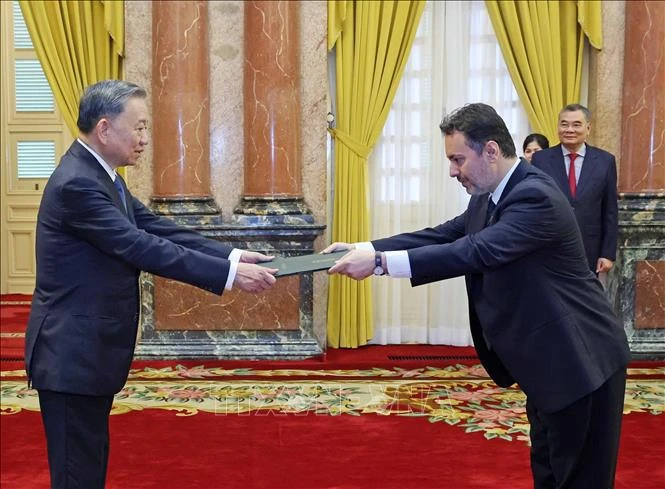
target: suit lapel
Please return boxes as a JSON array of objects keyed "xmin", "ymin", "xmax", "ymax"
[
  {"xmin": 498, "ymin": 159, "xmax": 529, "ymax": 204},
  {"xmin": 71, "ymin": 141, "xmax": 133, "ymax": 219},
  {"xmin": 491, "ymin": 159, "xmax": 530, "ymax": 224},
  {"xmin": 549, "ymin": 145, "xmax": 572, "ymax": 200},
  {"xmin": 575, "ymin": 146, "xmax": 596, "ymax": 199}
]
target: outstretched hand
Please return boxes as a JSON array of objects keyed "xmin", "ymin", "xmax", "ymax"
[
  {"xmin": 234, "ymin": 263, "xmax": 277, "ymax": 293},
  {"xmin": 327, "ymin": 249, "xmax": 375, "ymax": 280}
]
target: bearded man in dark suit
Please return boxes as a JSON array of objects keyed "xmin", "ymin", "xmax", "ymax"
[
  {"xmin": 531, "ymin": 104, "xmax": 618, "ymax": 275},
  {"xmin": 26, "ymin": 80, "xmax": 278, "ymax": 489},
  {"xmin": 325, "ymin": 103, "xmax": 630, "ymax": 489}
]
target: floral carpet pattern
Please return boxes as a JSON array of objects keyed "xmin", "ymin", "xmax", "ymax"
[{"xmin": 2, "ymin": 364, "xmax": 663, "ymax": 444}]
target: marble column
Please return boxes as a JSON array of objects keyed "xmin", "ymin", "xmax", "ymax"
[
  {"xmin": 612, "ymin": 0, "xmax": 665, "ymax": 358},
  {"xmin": 234, "ymin": 0, "xmax": 311, "ymax": 220},
  {"xmin": 150, "ymin": 1, "xmax": 222, "ymax": 226}
]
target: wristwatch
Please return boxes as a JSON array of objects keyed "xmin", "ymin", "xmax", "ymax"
[{"xmin": 373, "ymin": 251, "xmax": 385, "ymax": 276}]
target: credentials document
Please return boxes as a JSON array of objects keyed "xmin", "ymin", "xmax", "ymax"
[{"xmin": 258, "ymin": 251, "xmax": 349, "ymax": 277}]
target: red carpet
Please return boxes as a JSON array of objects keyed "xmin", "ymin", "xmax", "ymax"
[
  {"xmin": 2, "ymin": 401, "xmax": 663, "ymax": 489},
  {"xmin": 0, "ymin": 294, "xmax": 30, "ymax": 360}
]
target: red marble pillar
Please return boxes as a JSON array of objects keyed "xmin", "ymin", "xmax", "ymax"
[
  {"xmin": 615, "ymin": 0, "xmax": 665, "ymax": 353},
  {"xmin": 619, "ymin": 1, "xmax": 665, "ymax": 193},
  {"xmin": 152, "ymin": 1, "xmax": 212, "ymax": 199},
  {"xmin": 236, "ymin": 0, "xmax": 309, "ymax": 217}
]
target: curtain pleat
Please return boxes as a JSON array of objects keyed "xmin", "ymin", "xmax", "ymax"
[
  {"xmin": 326, "ymin": 0, "xmax": 425, "ymax": 348},
  {"xmin": 484, "ymin": 0, "xmax": 602, "ymax": 143}
]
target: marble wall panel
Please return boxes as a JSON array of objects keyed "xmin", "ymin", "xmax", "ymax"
[
  {"xmin": 154, "ymin": 276, "xmax": 300, "ymax": 330},
  {"xmin": 587, "ymin": 1, "xmax": 625, "ymax": 165},
  {"xmin": 634, "ymin": 260, "xmax": 665, "ymax": 329},
  {"xmin": 124, "ymin": 1, "xmax": 153, "ymax": 201},
  {"xmin": 209, "ymin": 0, "xmax": 245, "ymax": 216}
]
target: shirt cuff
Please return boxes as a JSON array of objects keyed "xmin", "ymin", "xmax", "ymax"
[
  {"xmin": 224, "ymin": 249, "xmax": 242, "ymax": 290},
  {"xmin": 385, "ymin": 250, "xmax": 412, "ymax": 278},
  {"xmin": 224, "ymin": 260, "xmax": 239, "ymax": 291}
]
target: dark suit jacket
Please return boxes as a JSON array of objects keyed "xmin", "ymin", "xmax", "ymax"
[
  {"xmin": 531, "ymin": 144, "xmax": 618, "ymax": 271},
  {"xmin": 26, "ymin": 141, "xmax": 235, "ymax": 396},
  {"xmin": 372, "ymin": 161, "xmax": 630, "ymax": 413}
]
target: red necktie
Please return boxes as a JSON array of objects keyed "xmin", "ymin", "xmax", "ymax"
[{"xmin": 568, "ymin": 152, "xmax": 578, "ymax": 198}]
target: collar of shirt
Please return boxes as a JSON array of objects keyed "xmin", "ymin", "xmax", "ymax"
[
  {"xmin": 77, "ymin": 138, "xmax": 118, "ymax": 182},
  {"xmin": 489, "ymin": 158, "xmax": 521, "ymax": 205},
  {"xmin": 561, "ymin": 143, "xmax": 587, "ymax": 158}
]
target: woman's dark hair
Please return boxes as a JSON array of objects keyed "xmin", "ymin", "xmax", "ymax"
[{"xmin": 522, "ymin": 133, "xmax": 550, "ymax": 153}]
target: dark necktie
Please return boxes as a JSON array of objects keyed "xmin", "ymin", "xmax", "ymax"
[
  {"xmin": 568, "ymin": 152, "xmax": 578, "ymax": 198},
  {"xmin": 113, "ymin": 177, "xmax": 127, "ymax": 212},
  {"xmin": 485, "ymin": 197, "xmax": 496, "ymax": 226}
]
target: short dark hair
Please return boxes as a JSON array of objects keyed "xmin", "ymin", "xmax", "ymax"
[
  {"xmin": 439, "ymin": 103, "xmax": 516, "ymax": 158},
  {"xmin": 522, "ymin": 133, "xmax": 550, "ymax": 152},
  {"xmin": 560, "ymin": 103, "xmax": 591, "ymax": 122},
  {"xmin": 77, "ymin": 80, "xmax": 147, "ymax": 134}
]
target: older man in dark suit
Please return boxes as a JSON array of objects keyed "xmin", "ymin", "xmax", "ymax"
[
  {"xmin": 25, "ymin": 80, "xmax": 278, "ymax": 489},
  {"xmin": 325, "ymin": 103, "xmax": 630, "ymax": 489},
  {"xmin": 531, "ymin": 104, "xmax": 618, "ymax": 275}
]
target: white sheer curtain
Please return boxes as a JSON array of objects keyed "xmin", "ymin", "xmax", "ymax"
[{"xmin": 369, "ymin": 1, "xmax": 531, "ymax": 345}]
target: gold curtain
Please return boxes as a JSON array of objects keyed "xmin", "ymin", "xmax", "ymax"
[
  {"xmin": 485, "ymin": 0, "xmax": 603, "ymax": 143},
  {"xmin": 327, "ymin": 0, "xmax": 425, "ymax": 348},
  {"xmin": 18, "ymin": 0, "xmax": 124, "ymax": 138}
]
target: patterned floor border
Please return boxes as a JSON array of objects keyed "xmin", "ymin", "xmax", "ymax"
[{"xmin": 2, "ymin": 365, "xmax": 663, "ymax": 444}]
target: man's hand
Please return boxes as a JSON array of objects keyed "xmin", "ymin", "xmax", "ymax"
[
  {"xmin": 321, "ymin": 242, "xmax": 356, "ymax": 254},
  {"xmin": 596, "ymin": 258, "xmax": 614, "ymax": 274},
  {"xmin": 327, "ymin": 249, "xmax": 375, "ymax": 280},
  {"xmin": 234, "ymin": 263, "xmax": 277, "ymax": 293},
  {"xmin": 239, "ymin": 250, "xmax": 275, "ymax": 264}
]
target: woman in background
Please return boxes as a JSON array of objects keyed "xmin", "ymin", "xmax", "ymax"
[{"xmin": 522, "ymin": 133, "xmax": 549, "ymax": 162}]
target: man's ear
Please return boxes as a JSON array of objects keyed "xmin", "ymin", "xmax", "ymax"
[
  {"xmin": 485, "ymin": 140, "xmax": 500, "ymax": 162},
  {"xmin": 96, "ymin": 118, "xmax": 110, "ymax": 144}
]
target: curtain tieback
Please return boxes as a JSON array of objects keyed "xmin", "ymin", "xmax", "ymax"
[{"xmin": 328, "ymin": 128, "xmax": 372, "ymax": 160}]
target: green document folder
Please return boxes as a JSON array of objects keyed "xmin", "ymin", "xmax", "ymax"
[{"xmin": 257, "ymin": 251, "xmax": 349, "ymax": 277}]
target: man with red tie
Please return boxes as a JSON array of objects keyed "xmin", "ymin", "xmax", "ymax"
[{"xmin": 531, "ymin": 104, "xmax": 618, "ymax": 275}]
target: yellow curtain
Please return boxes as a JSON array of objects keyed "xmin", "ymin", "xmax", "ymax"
[
  {"xmin": 484, "ymin": 0, "xmax": 603, "ymax": 143},
  {"xmin": 18, "ymin": 0, "xmax": 124, "ymax": 138},
  {"xmin": 327, "ymin": 0, "xmax": 425, "ymax": 348}
]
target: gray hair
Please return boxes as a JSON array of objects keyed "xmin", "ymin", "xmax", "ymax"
[
  {"xmin": 560, "ymin": 103, "xmax": 591, "ymax": 123},
  {"xmin": 77, "ymin": 80, "xmax": 147, "ymax": 134}
]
